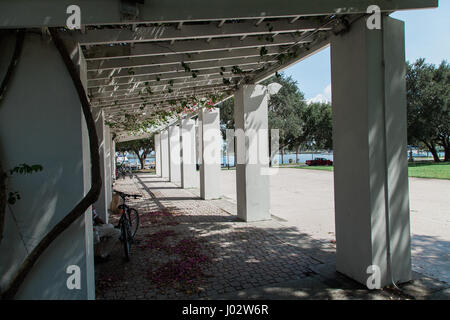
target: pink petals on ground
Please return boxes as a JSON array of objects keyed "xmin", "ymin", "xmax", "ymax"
[{"xmin": 142, "ymin": 232, "xmax": 211, "ymax": 292}]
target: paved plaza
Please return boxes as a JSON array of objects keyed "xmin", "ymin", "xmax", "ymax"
[
  {"xmin": 95, "ymin": 171, "xmax": 449, "ymax": 300},
  {"xmin": 221, "ymin": 168, "xmax": 450, "ymax": 284}
]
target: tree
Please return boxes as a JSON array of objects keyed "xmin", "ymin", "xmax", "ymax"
[
  {"xmin": 434, "ymin": 61, "xmax": 450, "ymax": 161},
  {"xmin": 264, "ymin": 73, "xmax": 307, "ymax": 164},
  {"xmin": 116, "ymin": 137, "xmax": 155, "ymax": 169},
  {"xmin": 219, "ymin": 97, "xmax": 234, "ymax": 140},
  {"xmin": 300, "ymin": 102, "xmax": 333, "ymax": 151},
  {"xmin": 406, "ymin": 59, "xmax": 450, "ymax": 162},
  {"xmin": 219, "ymin": 73, "xmax": 307, "ymax": 164}
]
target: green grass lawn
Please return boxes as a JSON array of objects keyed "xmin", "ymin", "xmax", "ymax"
[
  {"xmin": 407, "ymin": 162, "xmax": 450, "ymax": 179},
  {"xmin": 294, "ymin": 162, "xmax": 450, "ymax": 179},
  {"xmin": 135, "ymin": 168, "xmax": 156, "ymax": 173},
  {"xmin": 294, "ymin": 165, "xmax": 334, "ymax": 172}
]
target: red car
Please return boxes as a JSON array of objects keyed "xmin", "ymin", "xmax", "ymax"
[{"xmin": 305, "ymin": 158, "xmax": 333, "ymax": 166}]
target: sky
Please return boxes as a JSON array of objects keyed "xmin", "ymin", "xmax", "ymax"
[{"xmin": 283, "ymin": 1, "xmax": 450, "ymax": 103}]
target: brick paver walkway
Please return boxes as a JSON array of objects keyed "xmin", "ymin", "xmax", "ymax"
[{"xmin": 95, "ymin": 173, "xmax": 331, "ymax": 299}]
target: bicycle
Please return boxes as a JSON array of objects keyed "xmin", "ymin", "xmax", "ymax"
[
  {"xmin": 114, "ymin": 190, "xmax": 142, "ymax": 261},
  {"xmin": 116, "ymin": 165, "xmax": 133, "ymax": 180}
]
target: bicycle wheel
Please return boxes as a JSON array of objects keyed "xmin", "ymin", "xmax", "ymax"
[
  {"xmin": 126, "ymin": 208, "xmax": 139, "ymax": 238},
  {"xmin": 120, "ymin": 219, "xmax": 131, "ymax": 261}
]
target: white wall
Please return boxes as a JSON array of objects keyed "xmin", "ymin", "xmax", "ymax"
[{"xmin": 0, "ymin": 33, "xmax": 94, "ymax": 299}]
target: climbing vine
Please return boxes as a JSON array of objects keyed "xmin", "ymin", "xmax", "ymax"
[
  {"xmin": 98, "ymin": 16, "xmax": 339, "ymax": 141},
  {"xmin": 104, "ymin": 92, "xmax": 228, "ymax": 135}
]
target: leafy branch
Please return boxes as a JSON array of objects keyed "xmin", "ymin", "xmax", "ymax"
[{"xmin": 7, "ymin": 164, "xmax": 44, "ymax": 205}]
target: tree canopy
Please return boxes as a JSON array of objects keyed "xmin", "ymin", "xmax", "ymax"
[
  {"xmin": 407, "ymin": 59, "xmax": 450, "ymax": 162},
  {"xmin": 116, "ymin": 137, "xmax": 155, "ymax": 169},
  {"xmin": 219, "ymin": 73, "xmax": 333, "ymax": 160},
  {"xmin": 300, "ymin": 102, "xmax": 333, "ymax": 151},
  {"xmin": 263, "ymin": 73, "xmax": 307, "ymax": 153}
]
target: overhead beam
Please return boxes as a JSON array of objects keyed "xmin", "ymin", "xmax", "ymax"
[
  {"xmin": 88, "ymin": 66, "xmax": 256, "ymax": 88},
  {"xmin": 91, "ymin": 78, "xmax": 226, "ymax": 100},
  {"xmin": 94, "ymin": 85, "xmax": 230, "ymax": 108},
  {"xmin": 99, "ymin": 88, "xmax": 230, "ymax": 109},
  {"xmin": 66, "ymin": 19, "xmax": 330, "ymax": 45},
  {"xmin": 89, "ymin": 74, "xmax": 234, "ymax": 95},
  {"xmin": 92, "ymin": 83, "xmax": 227, "ymax": 104},
  {"xmin": 86, "ymin": 47, "xmax": 280, "ymax": 71},
  {"xmin": 83, "ymin": 33, "xmax": 310, "ymax": 60},
  {"xmin": 88, "ymin": 56, "xmax": 276, "ymax": 80},
  {"xmin": 0, "ymin": 0, "xmax": 438, "ymax": 28},
  {"xmin": 93, "ymin": 87, "xmax": 228, "ymax": 107}
]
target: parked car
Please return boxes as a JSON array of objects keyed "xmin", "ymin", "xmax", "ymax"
[{"xmin": 305, "ymin": 158, "xmax": 333, "ymax": 166}]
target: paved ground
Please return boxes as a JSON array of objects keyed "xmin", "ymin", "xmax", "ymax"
[
  {"xmin": 96, "ymin": 174, "xmax": 326, "ymax": 299},
  {"xmin": 95, "ymin": 172, "xmax": 449, "ymax": 300},
  {"xmin": 220, "ymin": 168, "xmax": 450, "ymax": 284}
]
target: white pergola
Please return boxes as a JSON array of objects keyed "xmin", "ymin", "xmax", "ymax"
[
  {"xmin": 0, "ymin": 0, "xmax": 437, "ymax": 140},
  {"xmin": 0, "ymin": 0, "xmax": 438, "ymax": 299},
  {"xmin": 81, "ymin": 15, "xmax": 338, "ymax": 139}
]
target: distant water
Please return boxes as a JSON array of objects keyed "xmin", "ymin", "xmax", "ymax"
[
  {"xmin": 121, "ymin": 150, "xmax": 444, "ymax": 167},
  {"xmin": 222, "ymin": 153, "xmax": 333, "ymax": 166}
]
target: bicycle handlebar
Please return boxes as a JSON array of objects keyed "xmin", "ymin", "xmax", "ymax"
[{"xmin": 113, "ymin": 190, "xmax": 142, "ymax": 199}]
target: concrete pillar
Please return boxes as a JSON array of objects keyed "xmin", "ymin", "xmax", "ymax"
[
  {"xmin": 0, "ymin": 32, "xmax": 94, "ymax": 299},
  {"xmin": 111, "ymin": 138, "xmax": 116, "ymax": 180},
  {"xmin": 160, "ymin": 129, "xmax": 170, "ymax": 179},
  {"xmin": 180, "ymin": 118, "xmax": 197, "ymax": 188},
  {"xmin": 104, "ymin": 126, "xmax": 112, "ymax": 215},
  {"xmin": 93, "ymin": 109, "xmax": 109, "ymax": 223},
  {"xmin": 155, "ymin": 133, "xmax": 162, "ymax": 176},
  {"xmin": 199, "ymin": 108, "xmax": 221, "ymax": 199},
  {"xmin": 226, "ymin": 128, "xmax": 235, "ymax": 167},
  {"xmin": 195, "ymin": 119, "xmax": 200, "ymax": 168},
  {"xmin": 330, "ymin": 16, "xmax": 411, "ymax": 287},
  {"xmin": 168, "ymin": 124, "xmax": 181, "ymax": 184},
  {"xmin": 234, "ymin": 85, "xmax": 271, "ymax": 222}
]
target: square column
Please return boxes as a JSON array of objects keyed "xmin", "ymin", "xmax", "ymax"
[
  {"xmin": 168, "ymin": 124, "xmax": 181, "ymax": 184},
  {"xmin": 93, "ymin": 108, "xmax": 109, "ymax": 223},
  {"xmin": 155, "ymin": 133, "xmax": 162, "ymax": 176},
  {"xmin": 111, "ymin": 138, "xmax": 116, "ymax": 180},
  {"xmin": 195, "ymin": 119, "xmax": 200, "ymax": 167},
  {"xmin": 104, "ymin": 125, "xmax": 112, "ymax": 216},
  {"xmin": 160, "ymin": 129, "xmax": 170, "ymax": 179},
  {"xmin": 234, "ymin": 85, "xmax": 271, "ymax": 222},
  {"xmin": 180, "ymin": 118, "xmax": 198, "ymax": 188},
  {"xmin": 331, "ymin": 16, "xmax": 411, "ymax": 287},
  {"xmin": 0, "ymin": 32, "xmax": 93, "ymax": 299},
  {"xmin": 199, "ymin": 108, "xmax": 221, "ymax": 199}
]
